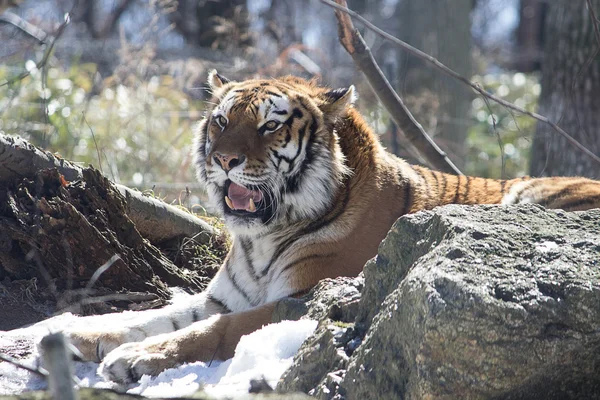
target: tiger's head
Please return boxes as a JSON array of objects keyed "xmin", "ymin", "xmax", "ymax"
[{"xmin": 193, "ymin": 71, "xmax": 355, "ymax": 235}]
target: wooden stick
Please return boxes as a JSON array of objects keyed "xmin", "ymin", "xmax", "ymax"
[
  {"xmin": 329, "ymin": 0, "xmax": 462, "ymax": 175},
  {"xmin": 40, "ymin": 333, "xmax": 78, "ymax": 400}
]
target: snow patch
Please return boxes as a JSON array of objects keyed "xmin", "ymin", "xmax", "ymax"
[{"xmin": 0, "ymin": 311, "xmax": 316, "ymax": 398}]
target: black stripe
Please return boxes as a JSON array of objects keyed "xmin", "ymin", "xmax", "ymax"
[
  {"xmin": 240, "ymin": 237, "xmax": 261, "ymax": 282},
  {"xmin": 274, "ymin": 253, "xmax": 335, "ymax": 282},
  {"xmin": 557, "ymin": 193, "xmax": 600, "ymax": 211},
  {"xmin": 513, "ymin": 182, "xmax": 532, "ymax": 203},
  {"xmin": 265, "ymin": 90, "xmax": 282, "ymax": 98},
  {"xmin": 268, "ymin": 154, "xmax": 280, "ymax": 170},
  {"xmin": 192, "ymin": 309, "xmax": 201, "ymax": 322},
  {"xmin": 538, "ymin": 182, "xmax": 585, "ymax": 207},
  {"xmin": 429, "ymin": 170, "xmax": 439, "ymax": 193},
  {"xmin": 440, "ymin": 173, "xmax": 448, "ymax": 203},
  {"xmin": 282, "ymin": 132, "xmax": 292, "ymax": 148},
  {"xmin": 171, "ymin": 318, "xmax": 180, "ymax": 331},
  {"xmin": 273, "ymin": 109, "xmax": 288, "ymax": 115},
  {"xmin": 500, "ymin": 180, "xmax": 507, "ymax": 195},
  {"xmin": 464, "ymin": 176, "xmax": 473, "ymax": 203},
  {"xmin": 206, "ymin": 294, "xmax": 231, "ymax": 313},
  {"xmin": 414, "ymin": 168, "xmax": 430, "ymax": 204},
  {"xmin": 401, "ymin": 176, "xmax": 412, "ymax": 215},
  {"xmin": 285, "ymin": 115, "xmax": 317, "ymax": 193},
  {"xmin": 225, "ymin": 259, "xmax": 257, "ymax": 306},
  {"xmin": 453, "ymin": 175, "xmax": 462, "ymax": 203},
  {"xmin": 264, "ymin": 178, "xmax": 352, "ymax": 279}
]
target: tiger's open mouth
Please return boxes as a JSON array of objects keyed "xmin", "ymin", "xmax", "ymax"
[{"xmin": 223, "ymin": 180, "xmax": 266, "ymax": 218}]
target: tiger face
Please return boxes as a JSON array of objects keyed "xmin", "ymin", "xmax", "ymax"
[{"xmin": 193, "ymin": 70, "xmax": 354, "ymax": 235}]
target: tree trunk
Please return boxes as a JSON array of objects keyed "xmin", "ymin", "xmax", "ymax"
[
  {"xmin": 515, "ymin": 0, "xmax": 547, "ymax": 72},
  {"xmin": 395, "ymin": 0, "xmax": 472, "ymax": 169},
  {"xmin": 529, "ymin": 0, "xmax": 600, "ymax": 178}
]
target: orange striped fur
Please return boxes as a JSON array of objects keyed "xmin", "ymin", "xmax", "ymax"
[{"xmin": 64, "ymin": 73, "xmax": 600, "ymax": 383}]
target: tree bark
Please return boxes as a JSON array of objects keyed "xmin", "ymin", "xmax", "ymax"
[
  {"xmin": 529, "ymin": 0, "xmax": 600, "ymax": 178},
  {"xmin": 515, "ymin": 0, "xmax": 547, "ymax": 72}
]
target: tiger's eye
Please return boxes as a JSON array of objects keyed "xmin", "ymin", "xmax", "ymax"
[
  {"xmin": 265, "ymin": 120, "xmax": 279, "ymax": 130},
  {"xmin": 216, "ymin": 115, "xmax": 227, "ymax": 127}
]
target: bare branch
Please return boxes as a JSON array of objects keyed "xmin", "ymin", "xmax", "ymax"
[
  {"xmin": 0, "ymin": 12, "xmax": 70, "ymax": 88},
  {"xmin": 328, "ymin": 0, "xmax": 462, "ymax": 175},
  {"xmin": 0, "ymin": 11, "xmax": 48, "ymax": 43},
  {"xmin": 41, "ymin": 333, "xmax": 78, "ymax": 400},
  {"xmin": 320, "ymin": 0, "xmax": 600, "ymax": 167}
]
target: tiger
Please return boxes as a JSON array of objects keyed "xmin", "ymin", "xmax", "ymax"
[{"xmin": 65, "ymin": 71, "xmax": 600, "ymax": 383}]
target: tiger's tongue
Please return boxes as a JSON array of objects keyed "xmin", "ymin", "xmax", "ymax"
[{"xmin": 228, "ymin": 182, "xmax": 263, "ymax": 211}]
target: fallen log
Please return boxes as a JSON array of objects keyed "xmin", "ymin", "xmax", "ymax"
[
  {"xmin": 0, "ymin": 133, "xmax": 225, "ymax": 315},
  {"xmin": 0, "ymin": 133, "xmax": 218, "ymax": 244}
]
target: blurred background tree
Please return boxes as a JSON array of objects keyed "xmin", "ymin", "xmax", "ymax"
[
  {"xmin": 0, "ymin": 0, "xmax": 598, "ymax": 206},
  {"xmin": 529, "ymin": 0, "xmax": 600, "ymax": 179}
]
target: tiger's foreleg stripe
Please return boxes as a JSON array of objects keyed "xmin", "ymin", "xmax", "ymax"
[
  {"xmin": 206, "ymin": 295, "xmax": 231, "ymax": 314},
  {"xmin": 171, "ymin": 319, "xmax": 181, "ymax": 331}
]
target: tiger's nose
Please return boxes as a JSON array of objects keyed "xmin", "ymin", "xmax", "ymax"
[{"xmin": 213, "ymin": 153, "xmax": 246, "ymax": 172}]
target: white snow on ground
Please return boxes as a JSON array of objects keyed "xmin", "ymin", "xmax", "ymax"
[{"xmin": 0, "ymin": 303, "xmax": 317, "ymax": 398}]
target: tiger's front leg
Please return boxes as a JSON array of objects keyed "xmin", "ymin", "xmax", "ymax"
[
  {"xmin": 98, "ymin": 302, "xmax": 276, "ymax": 383},
  {"xmin": 65, "ymin": 292, "xmax": 225, "ymax": 362}
]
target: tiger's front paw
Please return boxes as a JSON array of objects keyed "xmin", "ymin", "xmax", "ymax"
[
  {"xmin": 64, "ymin": 328, "xmax": 148, "ymax": 362},
  {"xmin": 99, "ymin": 338, "xmax": 177, "ymax": 384}
]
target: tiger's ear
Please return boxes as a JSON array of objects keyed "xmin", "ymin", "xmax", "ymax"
[
  {"xmin": 207, "ymin": 69, "xmax": 231, "ymax": 92},
  {"xmin": 320, "ymin": 86, "xmax": 357, "ymax": 117}
]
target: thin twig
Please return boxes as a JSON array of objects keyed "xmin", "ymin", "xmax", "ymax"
[
  {"xmin": 84, "ymin": 254, "xmax": 121, "ymax": 293},
  {"xmin": 329, "ymin": 0, "xmax": 461, "ymax": 175},
  {"xmin": 82, "ymin": 112, "xmax": 104, "ymax": 173},
  {"xmin": 320, "ymin": 0, "xmax": 600, "ymax": 166},
  {"xmin": 587, "ymin": 0, "xmax": 600, "ymax": 47},
  {"xmin": 0, "ymin": 13, "xmax": 71, "ymax": 88},
  {"xmin": 481, "ymin": 95, "xmax": 505, "ymax": 178},
  {"xmin": 0, "ymin": 353, "xmax": 48, "ymax": 378}
]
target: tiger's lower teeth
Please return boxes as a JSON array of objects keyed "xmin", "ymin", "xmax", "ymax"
[{"xmin": 225, "ymin": 195, "xmax": 258, "ymax": 212}]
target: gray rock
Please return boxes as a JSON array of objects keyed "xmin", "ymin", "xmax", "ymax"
[{"xmin": 279, "ymin": 204, "xmax": 600, "ymax": 400}]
